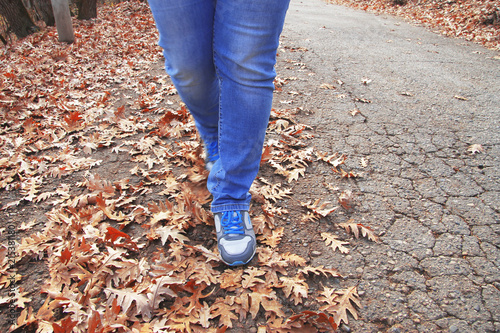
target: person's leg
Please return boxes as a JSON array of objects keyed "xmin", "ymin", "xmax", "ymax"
[
  {"xmin": 209, "ymin": 0, "xmax": 290, "ymax": 213},
  {"xmin": 148, "ymin": 0, "xmax": 219, "ymax": 144}
]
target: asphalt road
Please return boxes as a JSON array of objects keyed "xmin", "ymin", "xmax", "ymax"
[{"xmin": 280, "ymin": 0, "xmax": 500, "ymax": 331}]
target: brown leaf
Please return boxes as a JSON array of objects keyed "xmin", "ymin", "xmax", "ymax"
[
  {"xmin": 88, "ymin": 310, "xmax": 103, "ymax": 333},
  {"xmin": 219, "ymin": 269, "xmax": 243, "ymax": 292},
  {"xmin": 321, "ymin": 232, "xmax": 350, "ymax": 254},
  {"xmin": 242, "ymin": 267, "xmax": 266, "ymax": 289},
  {"xmin": 59, "ymin": 247, "xmax": 72, "ymax": 265},
  {"xmin": 338, "ymin": 189, "xmax": 355, "ymax": 210},
  {"xmin": 52, "ymin": 316, "xmax": 78, "ymax": 333},
  {"xmin": 154, "ymin": 225, "xmax": 189, "ymax": 245},
  {"xmin": 320, "ymin": 83, "xmax": 336, "ymax": 89},
  {"xmin": 210, "ymin": 298, "xmax": 238, "ymax": 328},
  {"xmin": 467, "ymin": 144, "xmax": 484, "ymax": 154},
  {"xmin": 281, "ymin": 252, "xmax": 307, "ymax": 267},
  {"xmin": 279, "ymin": 275, "xmax": 308, "ymax": 305},
  {"xmin": 259, "ymin": 227, "xmax": 284, "ymax": 248},
  {"xmin": 301, "ymin": 199, "xmax": 339, "ymax": 217},
  {"xmin": 322, "ymin": 286, "xmax": 361, "ymax": 325},
  {"xmin": 298, "ymin": 265, "xmax": 342, "ymax": 278},
  {"xmin": 104, "ymin": 287, "xmax": 152, "ymax": 320},
  {"xmin": 339, "ymin": 221, "xmax": 380, "ymax": 242}
]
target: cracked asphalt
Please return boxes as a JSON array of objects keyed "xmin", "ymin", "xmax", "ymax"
[{"xmin": 277, "ymin": 0, "xmax": 500, "ymax": 331}]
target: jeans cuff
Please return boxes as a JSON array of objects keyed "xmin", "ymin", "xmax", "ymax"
[{"xmin": 211, "ymin": 203, "xmax": 250, "ymax": 213}]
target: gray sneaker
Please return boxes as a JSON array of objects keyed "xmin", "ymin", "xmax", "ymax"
[{"xmin": 214, "ymin": 211, "xmax": 256, "ymax": 266}]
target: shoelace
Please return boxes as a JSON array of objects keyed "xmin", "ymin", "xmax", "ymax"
[
  {"xmin": 206, "ymin": 140, "xmax": 219, "ymax": 162},
  {"xmin": 221, "ymin": 211, "xmax": 244, "ymax": 235}
]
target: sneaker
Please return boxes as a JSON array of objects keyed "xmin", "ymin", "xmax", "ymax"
[
  {"xmin": 204, "ymin": 139, "xmax": 219, "ymax": 171},
  {"xmin": 214, "ymin": 210, "xmax": 256, "ymax": 266}
]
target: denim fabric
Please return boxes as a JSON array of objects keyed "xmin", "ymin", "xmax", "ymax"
[{"xmin": 149, "ymin": 0, "xmax": 290, "ymax": 213}]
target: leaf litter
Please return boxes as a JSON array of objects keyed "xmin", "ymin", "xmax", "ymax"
[
  {"xmin": 327, "ymin": 0, "xmax": 500, "ymax": 51},
  {"xmin": 0, "ymin": 2, "xmax": 380, "ymax": 332}
]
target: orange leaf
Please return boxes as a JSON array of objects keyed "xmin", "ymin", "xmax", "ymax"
[
  {"xmin": 105, "ymin": 226, "xmax": 131, "ymax": 242},
  {"xmin": 260, "ymin": 145, "xmax": 273, "ymax": 165},
  {"xmin": 63, "ymin": 111, "xmax": 83, "ymax": 127},
  {"xmin": 52, "ymin": 316, "xmax": 78, "ymax": 333},
  {"xmin": 88, "ymin": 310, "xmax": 103, "ymax": 333},
  {"xmin": 59, "ymin": 247, "xmax": 72, "ymax": 265}
]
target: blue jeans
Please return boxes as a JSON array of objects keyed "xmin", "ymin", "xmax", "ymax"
[{"xmin": 149, "ymin": 0, "xmax": 290, "ymax": 213}]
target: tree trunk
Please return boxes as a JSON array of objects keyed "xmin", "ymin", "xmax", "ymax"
[
  {"xmin": 0, "ymin": 0, "xmax": 39, "ymax": 38},
  {"xmin": 51, "ymin": 0, "xmax": 74, "ymax": 43},
  {"xmin": 77, "ymin": 0, "xmax": 96, "ymax": 20},
  {"xmin": 32, "ymin": 0, "xmax": 55, "ymax": 26}
]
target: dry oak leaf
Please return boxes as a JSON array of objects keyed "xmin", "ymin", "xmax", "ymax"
[
  {"xmin": 256, "ymin": 247, "xmax": 290, "ymax": 275},
  {"xmin": 298, "ymin": 265, "xmax": 342, "ymax": 278},
  {"xmin": 262, "ymin": 202, "xmax": 289, "ymax": 217},
  {"xmin": 286, "ymin": 310, "xmax": 338, "ymax": 332},
  {"xmin": 259, "ymin": 227, "xmax": 284, "ymax": 248},
  {"xmin": 111, "ymin": 256, "xmax": 150, "ymax": 287},
  {"xmin": 259, "ymin": 183, "xmax": 292, "ymax": 203},
  {"xmin": 11, "ymin": 288, "xmax": 32, "ymax": 309},
  {"xmin": 245, "ymin": 289, "xmax": 285, "ymax": 319},
  {"xmin": 52, "ymin": 316, "xmax": 78, "ymax": 333},
  {"xmin": 219, "ymin": 269, "xmax": 243, "ymax": 291},
  {"xmin": 301, "ymin": 211, "xmax": 321, "ymax": 223},
  {"xmin": 88, "ymin": 309, "xmax": 103, "ymax": 333},
  {"xmin": 183, "ymin": 243, "xmax": 220, "ymax": 263},
  {"xmin": 467, "ymin": 144, "xmax": 485, "ymax": 155},
  {"xmin": 279, "ymin": 275, "xmax": 309, "ymax": 305},
  {"xmin": 242, "ymin": 267, "xmax": 267, "ymax": 289},
  {"xmin": 210, "ymin": 298, "xmax": 238, "ymax": 328},
  {"xmin": 104, "ymin": 287, "xmax": 152, "ymax": 320},
  {"xmin": 320, "ymin": 83, "xmax": 336, "ymax": 89},
  {"xmin": 321, "ymin": 232, "xmax": 350, "ymax": 254},
  {"xmin": 84, "ymin": 173, "xmax": 115, "ymax": 194},
  {"xmin": 105, "ymin": 226, "xmax": 139, "ymax": 251},
  {"xmin": 301, "ymin": 199, "xmax": 339, "ymax": 217},
  {"xmin": 332, "ymin": 167, "xmax": 358, "ymax": 179},
  {"xmin": 88, "ymin": 247, "xmax": 130, "ymax": 288},
  {"xmin": 338, "ymin": 189, "xmax": 355, "ymax": 210},
  {"xmin": 35, "ymin": 297, "xmax": 56, "ymax": 321},
  {"xmin": 96, "ymin": 195, "xmax": 126, "ymax": 222},
  {"xmin": 287, "ymin": 167, "xmax": 306, "ymax": 182},
  {"xmin": 197, "ymin": 301, "xmax": 212, "ymax": 328},
  {"xmin": 316, "ymin": 151, "xmax": 347, "ymax": 168},
  {"xmin": 147, "ymin": 275, "xmax": 179, "ymax": 309},
  {"xmin": 184, "ymin": 257, "xmax": 221, "ymax": 286},
  {"xmin": 339, "ymin": 221, "xmax": 380, "ymax": 242},
  {"xmin": 320, "ymin": 286, "xmax": 361, "ymax": 325},
  {"xmin": 281, "ymin": 252, "xmax": 307, "ymax": 267},
  {"xmin": 155, "ymin": 225, "xmax": 189, "ymax": 245},
  {"xmin": 260, "ymin": 145, "xmax": 273, "ymax": 165}
]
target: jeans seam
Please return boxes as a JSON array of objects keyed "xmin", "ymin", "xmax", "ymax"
[{"xmin": 211, "ymin": 3, "xmax": 223, "ymax": 194}]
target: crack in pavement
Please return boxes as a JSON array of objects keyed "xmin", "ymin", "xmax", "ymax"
[{"xmin": 277, "ymin": 0, "xmax": 500, "ymax": 331}]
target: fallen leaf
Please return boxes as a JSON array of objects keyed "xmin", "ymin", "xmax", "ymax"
[
  {"xmin": 301, "ymin": 199, "xmax": 339, "ymax": 217},
  {"xmin": 321, "ymin": 232, "xmax": 350, "ymax": 254},
  {"xmin": 320, "ymin": 83, "xmax": 336, "ymax": 89},
  {"xmin": 467, "ymin": 144, "xmax": 484, "ymax": 154},
  {"xmin": 339, "ymin": 221, "xmax": 380, "ymax": 242}
]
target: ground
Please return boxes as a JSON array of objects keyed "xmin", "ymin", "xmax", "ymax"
[{"xmin": 1, "ymin": 0, "xmax": 499, "ymax": 332}]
